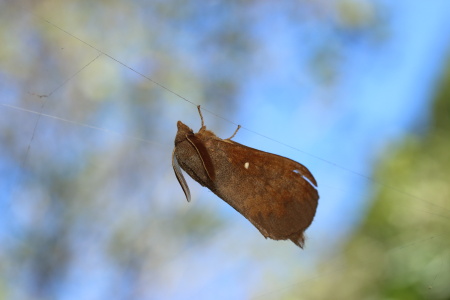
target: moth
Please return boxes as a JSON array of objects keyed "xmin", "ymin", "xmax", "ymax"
[{"xmin": 172, "ymin": 106, "xmax": 319, "ymax": 248}]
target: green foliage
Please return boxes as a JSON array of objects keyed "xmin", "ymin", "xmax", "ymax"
[
  {"xmin": 0, "ymin": 0, "xmax": 401, "ymax": 299},
  {"xmin": 298, "ymin": 52, "xmax": 450, "ymax": 300}
]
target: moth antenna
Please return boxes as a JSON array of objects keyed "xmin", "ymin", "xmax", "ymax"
[
  {"xmin": 197, "ymin": 105, "xmax": 205, "ymax": 127},
  {"xmin": 227, "ymin": 125, "xmax": 241, "ymax": 140}
]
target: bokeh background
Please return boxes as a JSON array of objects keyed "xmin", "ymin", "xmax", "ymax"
[{"xmin": 1, "ymin": 0, "xmax": 449, "ymax": 299}]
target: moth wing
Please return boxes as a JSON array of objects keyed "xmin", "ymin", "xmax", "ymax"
[
  {"xmin": 210, "ymin": 140, "xmax": 319, "ymax": 247},
  {"xmin": 227, "ymin": 140, "xmax": 318, "ymax": 187},
  {"xmin": 172, "ymin": 148, "xmax": 191, "ymax": 202}
]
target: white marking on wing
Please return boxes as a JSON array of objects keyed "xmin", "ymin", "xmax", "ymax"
[{"xmin": 293, "ymin": 169, "xmax": 317, "ymax": 189}]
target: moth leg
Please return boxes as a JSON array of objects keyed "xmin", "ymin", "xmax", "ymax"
[
  {"xmin": 226, "ymin": 125, "xmax": 241, "ymax": 140},
  {"xmin": 197, "ymin": 105, "xmax": 205, "ymax": 127}
]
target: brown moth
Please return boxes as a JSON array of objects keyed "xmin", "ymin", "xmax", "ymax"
[{"xmin": 172, "ymin": 106, "xmax": 319, "ymax": 248}]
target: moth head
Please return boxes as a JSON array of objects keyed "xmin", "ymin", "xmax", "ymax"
[{"xmin": 175, "ymin": 121, "xmax": 194, "ymax": 145}]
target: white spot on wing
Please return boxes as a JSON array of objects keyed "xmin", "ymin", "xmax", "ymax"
[{"xmin": 244, "ymin": 162, "xmax": 249, "ymax": 169}]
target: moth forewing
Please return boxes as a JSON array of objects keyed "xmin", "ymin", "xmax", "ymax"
[{"xmin": 201, "ymin": 137, "xmax": 319, "ymax": 248}]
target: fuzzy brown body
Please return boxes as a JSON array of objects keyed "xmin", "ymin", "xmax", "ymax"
[{"xmin": 173, "ymin": 116, "xmax": 319, "ymax": 248}]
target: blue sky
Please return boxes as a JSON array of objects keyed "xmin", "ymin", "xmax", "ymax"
[
  {"xmin": 1, "ymin": 1, "xmax": 450, "ymax": 299},
  {"xmin": 229, "ymin": 0, "xmax": 450, "ymax": 251},
  {"xmin": 152, "ymin": 2, "xmax": 450, "ymax": 298},
  {"xmin": 213, "ymin": 2, "xmax": 449, "ymax": 297}
]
